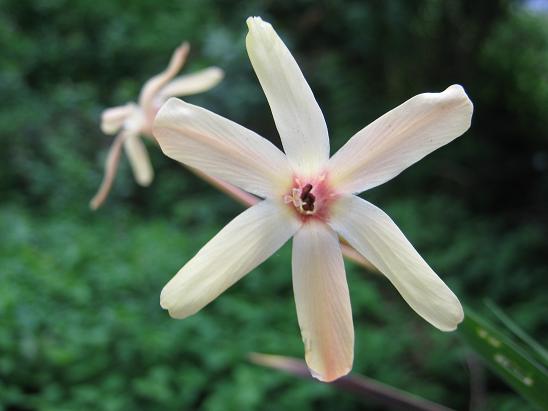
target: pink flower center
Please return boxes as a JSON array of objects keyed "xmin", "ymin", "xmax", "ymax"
[{"xmin": 284, "ymin": 174, "xmax": 336, "ymax": 222}]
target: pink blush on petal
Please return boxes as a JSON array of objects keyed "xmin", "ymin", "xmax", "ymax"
[{"xmin": 284, "ymin": 172, "xmax": 338, "ymax": 223}]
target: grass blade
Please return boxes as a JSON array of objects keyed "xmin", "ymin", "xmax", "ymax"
[
  {"xmin": 459, "ymin": 308, "xmax": 548, "ymax": 410},
  {"xmin": 484, "ymin": 300, "xmax": 548, "ymax": 367}
]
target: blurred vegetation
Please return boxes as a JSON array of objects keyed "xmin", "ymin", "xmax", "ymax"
[{"xmin": 0, "ymin": 0, "xmax": 547, "ymax": 410}]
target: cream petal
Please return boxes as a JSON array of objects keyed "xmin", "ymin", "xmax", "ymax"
[
  {"xmin": 90, "ymin": 129, "xmax": 130, "ymax": 210},
  {"xmin": 161, "ymin": 200, "xmax": 301, "ymax": 319},
  {"xmin": 100, "ymin": 103, "xmax": 137, "ymax": 135},
  {"xmin": 153, "ymin": 98, "xmax": 293, "ymax": 198},
  {"xmin": 328, "ymin": 85, "xmax": 473, "ymax": 194},
  {"xmin": 123, "ymin": 133, "xmax": 153, "ymax": 186},
  {"xmin": 292, "ymin": 221, "xmax": 354, "ymax": 382},
  {"xmin": 329, "ymin": 195, "xmax": 463, "ymax": 331},
  {"xmin": 158, "ymin": 67, "xmax": 224, "ymax": 99},
  {"xmin": 246, "ymin": 17, "xmax": 329, "ymax": 177},
  {"xmin": 138, "ymin": 42, "xmax": 190, "ymax": 113}
]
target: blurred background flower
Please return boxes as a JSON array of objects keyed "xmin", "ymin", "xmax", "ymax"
[
  {"xmin": 0, "ymin": 1, "xmax": 546, "ymax": 410},
  {"xmin": 91, "ymin": 42, "xmax": 223, "ymax": 209}
]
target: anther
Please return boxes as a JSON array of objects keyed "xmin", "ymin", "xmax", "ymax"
[
  {"xmin": 300, "ymin": 184, "xmax": 313, "ymax": 200},
  {"xmin": 299, "ymin": 183, "xmax": 315, "ymax": 212}
]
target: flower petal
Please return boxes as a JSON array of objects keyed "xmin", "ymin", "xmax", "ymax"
[
  {"xmin": 123, "ymin": 133, "xmax": 153, "ymax": 186},
  {"xmin": 329, "ymin": 195, "xmax": 464, "ymax": 331},
  {"xmin": 138, "ymin": 42, "xmax": 189, "ymax": 113},
  {"xmin": 327, "ymin": 85, "xmax": 473, "ymax": 194},
  {"xmin": 161, "ymin": 200, "xmax": 300, "ymax": 319},
  {"xmin": 153, "ymin": 98, "xmax": 293, "ymax": 198},
  {"xmin": 101, "ymin": 103, "xmax": 137, "ymax": 135},
  {"xmin": 158, "ymin": 67, "xmax": 224, "ymax": 99},
  {"xmin": 292, "ymin": 221, "xmax": 354, "ymax": 382},
  {"xmin": 246, "ymin": 17, "xmax": 329, "ymax": 177},
  {"xmin": 90, "ymin": 129, "xmax": 130, "ymax": 210}
]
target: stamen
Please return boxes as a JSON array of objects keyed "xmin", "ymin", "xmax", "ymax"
[
  {"xmin": 285, "ymin": 173, "xmax": 334, "ymax": 221},
  {"xmin": 300, "ymin": 184, "xmax": 313, "ymax": 200},
  {"xmin": 299, "ymin": 183, "xmax": 315, "ymax": 212}
]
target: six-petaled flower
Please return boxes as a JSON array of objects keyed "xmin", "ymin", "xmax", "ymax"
[
  {"xmin": 153, "ymin": 17, "xmax": 473, "ymax": 382},
  {"xmin": 91, "ymin": 42, "xmax": 224, "ymax": 209}
]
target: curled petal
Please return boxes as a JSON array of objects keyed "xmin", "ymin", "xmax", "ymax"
[
  {"xmin": 292, "ymin": 221, "xmax": 354, "ymax": 382},
  {"xmin": 123, "ymin": 133, "xmax": 153, "ymax": 186},
  {"xmin": 161, "ymin": 200, "xmax": 300, "ymax": 319},
  {"xmin": 328, "ymin": 85, "xmax": 473, "ymax": 194},
  {"xmin": 90, "ymin": 129, "xmax": 131, "ymax": 210},
  {"xmin": 101, "ymin": 103, "xmax": 137, "ymax": 135},
  {"xmin": 246, "ymin": 17, "xmax": 329, "ymax": 177},
  {"xmin": 153, "ymin": 98, "xmax": 293, "ymax": 198},
  {"xmin": 159, "ymin": 67, "xmax": 224, "ymax": 99},
  {"xmin": 329, "ymin": 195, "xmax": 464, "ymax": 331},
  {"xmin": 138, "ymin": 42, "xmax": 190, "ymax": 114}
]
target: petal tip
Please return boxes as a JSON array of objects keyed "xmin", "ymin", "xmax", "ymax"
[
  {"xmin": 167, "ymin": 309, "xmax": 185, "ymax": 320},
  {"xmin": 204, "ymin": 67, "xmax": 225, "ymax": 88},
  {"xmin": 309, "ymin": 364, "xmax": 352, "ymax": 383},
  {"xmin": 246, "ymin": 16, "xmax": 274, "ymax": 39},
  {"xmin": 178, "ymin": 41, "xmax": 190, "ymax": 52},
  {"xmin": 89, "ymin": 198, "xmax": 100, "ymax": 211},
  {"xmin": 159, "ymin": 287, "xmax": 170, "ymax": 310},
  {"xmin": 160, "ymin": 290, "xmax": 187, "ymax": 319},
  {"xmin": 160, "ymin": 276, "xmax": 201, "ymax": 320},
  {"xmin": 437, "ymin": 300, "xmax": 465, "ymax": 332},
  {"xmin": 446, "ymin": 83, "xmax": 465, "ymax": 94},
  {"xmin": 100, "ymin": 120, "xmax": 117, "ymax": 135},
  {"xmin": 446, "ymin": 84, "xmax": 474, "ymax": 111},
  {"xmin": 135, "ymin": 173, "xmax": 153, "ymax": 187},
  {"xmin": 173, "ymin": 42, "xmax": 191, "ymax": 63},
  {"xmin": 453, "ymin": 301, "xmax": 465, "ymax": 328},
  {"xmin": 246, "ymin": 16, "xmax": 265, "ymax": 29},
  {"xmin": 152, "ymin": 97, "xmax": 184, "ymax": 130},
  {"xmin": 211, "ymin": 67, "xmax": 225, "ymax": 81},
  {"xmin": 101, "ymin": 104, "xmax": 136, "ymax": 135}
]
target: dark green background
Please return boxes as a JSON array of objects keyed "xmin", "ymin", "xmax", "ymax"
[{"xmin": 1, "ymin": 0, "xmax": 547, "ymax": 410}]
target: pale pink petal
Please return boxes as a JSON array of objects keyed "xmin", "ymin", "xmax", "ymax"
[
  {"xmin": 153, "ymin": 98, "xmax": 293, "ymax": 198},
  {"xmin": 328, "ymin": 85, "xmax": 473, "ymax": 194},
  {"xmin": 90, "ymin": 129, "xmax": 131, "ymax": 210},
  {"xmin": 246, "ymin": 17, "xmax": 329, "ymax": 177},
  {"xmin": 100, "ymin": 103, "xmax": 137, "ymax": 135},
  {"xmin": 292, "ymin": 221, "xmax": 354, "ymax": 382},
  {"xmin": 329, "ymin": 195, "xmax": 464, "ymax": 331},
  {"xmin": 158, "ymin": 67, "xmax": 224, "ymax": 99},
  {"xmin": 123, "ymin": 133, "xmax": 153, "ymax": 186},
  {"xmin": 138, "ymin": 42, "xmax": 190, "ymax": 114},
  {"xmin": 161, "ymin": 200, "xmax": 301, "ymax": 319}
]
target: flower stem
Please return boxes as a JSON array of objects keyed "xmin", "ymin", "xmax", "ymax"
[{"xmin": 249, "ymin": 353, "xmax": 456, "ymax": 411}]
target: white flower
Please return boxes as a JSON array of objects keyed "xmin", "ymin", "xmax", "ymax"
[
  {"xmin": 153, "ymin": 17, "xmax": 473, "ymax": 382},
  {"xmin": 90, "ymin": 43, "xmax": 224, "ymax": 209}
]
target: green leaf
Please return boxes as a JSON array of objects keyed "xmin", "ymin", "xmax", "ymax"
[
  {"xmin": 459, "ymin": 308, "xmax": 548, "ymax": 410},
  {"xmin": 484, "ymin": 300, "xmax": 548, "ymax": 368}
]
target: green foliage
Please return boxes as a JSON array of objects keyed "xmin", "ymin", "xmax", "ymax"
[
  {"xmin": 0, "ymin": 0, "xmax": 546, "ymax": 410},
  {"xmin": 1, "ymin": 194, "xmax": 545, "ymax": 410},
  {"xmin": 459, "ymin": 307, "xmax": 548, "ymax": 410},
  {"xmin": 485, "ymin": 301, "xmax": 548, "ymax": 367}
]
